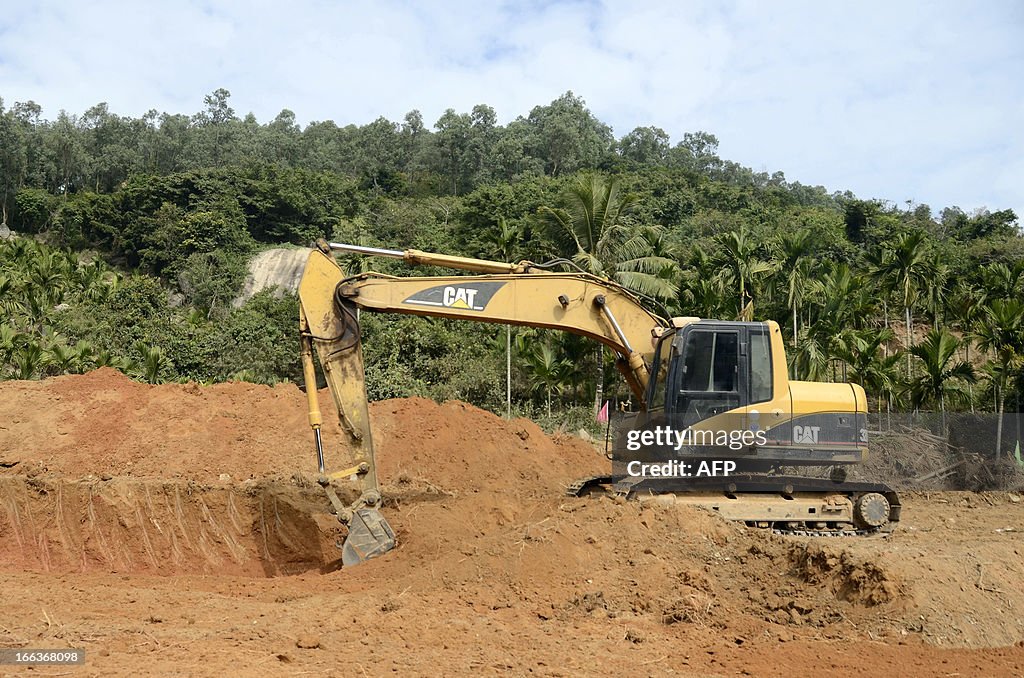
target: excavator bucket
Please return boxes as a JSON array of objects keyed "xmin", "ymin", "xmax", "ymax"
[{"xmin": 341, "ymin": 508, "xmax": 396, "ymax": 566}]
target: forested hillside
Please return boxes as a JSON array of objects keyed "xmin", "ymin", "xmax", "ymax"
[{"xmin": 1, "ymin": 89, "xmax": 1021, "ymax": 426}]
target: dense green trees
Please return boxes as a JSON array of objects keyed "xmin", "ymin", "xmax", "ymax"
[{"xmin": 0, "ymin": 90, "xmax": 1021, "ymax": 440}]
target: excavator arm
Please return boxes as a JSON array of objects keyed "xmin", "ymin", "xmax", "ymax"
[{"xmin": 297, "ymin": 240, "xmax": 669, "ymax": 565}]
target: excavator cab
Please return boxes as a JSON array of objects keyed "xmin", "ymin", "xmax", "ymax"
[
  {"xmin": 643, "ymin": 319, "xmax": 872, "ymax": 469},
  {"xmin": 650, "ymin": 321, "xmax": 775, "ymax": 428}
]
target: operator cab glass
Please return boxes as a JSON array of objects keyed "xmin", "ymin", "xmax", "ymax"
[{"xmin": 648, "ymin": 322, "xmax": 773, "ymax": 428}]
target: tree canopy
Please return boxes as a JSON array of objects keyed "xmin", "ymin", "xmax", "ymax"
[{"xmin": 1, "ymin": 89, "xmax": 1021, "ymax": 434}]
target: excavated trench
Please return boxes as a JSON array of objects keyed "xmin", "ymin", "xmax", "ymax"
[{"xmin": 0, "ymin": 476, "xmax": 344, "ymax": 577}]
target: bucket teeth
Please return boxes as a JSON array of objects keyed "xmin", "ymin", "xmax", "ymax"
[{"xmin": 341, "ymin": 508, "xmax": 396, "ymax": 566}]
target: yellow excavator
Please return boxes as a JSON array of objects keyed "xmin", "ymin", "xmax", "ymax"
[{"xmin": 298, "ymin": 240, "xmax": 900, "ymax": 565}]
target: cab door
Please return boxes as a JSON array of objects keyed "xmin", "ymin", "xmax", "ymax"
[
  {"xmin": 670, "ymin": 326, "xmax": 743, "ymax": 428},
  {"xmin": 741, "ymin": 324, "xmax": 775, "ymax": 441}
]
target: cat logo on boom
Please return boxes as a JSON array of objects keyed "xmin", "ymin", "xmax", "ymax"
[
  {"xmin": 442, "ymin": 286, "xmax": 478, "ymax": 309},
  {"xmin": 402, "ymin": 281, "xmax": 506, "ymax": 312}
]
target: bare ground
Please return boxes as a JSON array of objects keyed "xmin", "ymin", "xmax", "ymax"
[{"xmin": 1, "ymin": 370, "xmax": 1023, "ymax": 676}]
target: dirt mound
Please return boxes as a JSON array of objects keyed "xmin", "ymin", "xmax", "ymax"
[
  {"xmin": 0, "ymin": 369, "xmax": 606, "ymax": 580},
  {"xmin": 788, "ymin": 542, "xmax": 903, "ymax": 606},
  {"xmin": 0, "ymin": 368, "xmax": 313, "ymax": 480},
  {"xmin": 0, "ymin": 369, "xmax": 602, "ymax": 490},
  {"xmin": 371, "ymin": 398, "xmax": 600, "ymax": 496}
]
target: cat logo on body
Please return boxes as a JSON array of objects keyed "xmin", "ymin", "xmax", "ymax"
[
  {"xmin": 402, "ymin": 281, "xmax": 506, "ymax": 312},
  {"xmin": 793, "ymin": 425, "xmax": 820, "ymax": 444}
]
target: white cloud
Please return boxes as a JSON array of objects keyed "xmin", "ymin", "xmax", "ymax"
[{"xmin": 0, "ymin": 0, "xmax": 1020, "ymax": 218}]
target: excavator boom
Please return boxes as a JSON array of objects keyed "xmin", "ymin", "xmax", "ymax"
[{"xmin": 298, "ymin": 240, "xmax": 670, "ymax": 564}]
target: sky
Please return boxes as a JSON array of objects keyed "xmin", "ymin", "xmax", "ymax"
[{"xmin": 1, "ymin": 0, "xmax": 1021, "ymax": 220}]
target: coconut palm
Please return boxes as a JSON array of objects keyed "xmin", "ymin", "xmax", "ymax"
[
  {"xmin": 540, "ymin": 172, "xmax": 680, "ymax": 413},
  {"xmin": 614, "ymin": 224, "xmax": 681, "ymax": 302},
  {"xmin": 539, "ymin": 173, "xmax": 678, "ymax": 300},
  {"xmin": 539, "ymin": 173, "xmax": 637, "ymax": 271}
]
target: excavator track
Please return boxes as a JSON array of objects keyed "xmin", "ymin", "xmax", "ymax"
[
  {"xmin": 567, "ymin": 473, "xmax": 900, "ymax": 535},
  {"xmin": 770, "ymin": 525, "xmax": 891, "ymax": 537},
  {"xmin": 565, "ymin": 475, "xmax": 613, "ymax": 497}
]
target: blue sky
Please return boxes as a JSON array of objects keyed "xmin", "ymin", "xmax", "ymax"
[{"xmin": 1, "ymin": 0, "xmax": 1021, "ymax": 219}]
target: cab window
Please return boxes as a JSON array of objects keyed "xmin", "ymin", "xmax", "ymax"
[
  {"xmin": 673, "ymin": 329, "xmax": 740, "ymax": 426},
  {"xmin": 749, "ymin": 328, "xmax": 772, "ymax": 403},
  {"xmin": 681, "ymin": 331, "xmax": 738, "ymax": 392}
]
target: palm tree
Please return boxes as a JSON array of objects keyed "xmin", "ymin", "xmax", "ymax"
[
  {"xmin": 71, "ymin": 340, "xmax": 98, "ymax": 371},
  {"xmin": 539, "ymin": 173, "xmax": 679, "ymax": 299},
  {"xmin": 538, "ymin": 173, "xmax": 638, "ymax": 275},
  {"xmin": 771, "ymin": 229, "xmax": 820, "ymax": 374},
  {"xmin": 906, "ymin": 328, "xmax": 975, "ymax": 431},
  {"xmin": 28, "ymin": 247, "xmax": 72, "ymax": 307},
  {"xmin": 947, "ymin": 282, "xmax": 986, "ymax": 412},
  {"xmin": 45, "ymin": 341, "xmax": 80, "ymax": 375},
  {"xmin": 94, "ymin": 349, "xmax": 136, "ymax": 373},
  {"xmin": 792, "ymin": 262, "xmax": 868, "ymax": 381},
  {"xmin": 0, "ymin": 274, "xmax": 21, "ymax": 315},
  {"xmin": 975, "ymin": 299, "xmax": 1024, "ymax": 460},
  {"xmin": 0, "ymin": 324, "xmax": 24, "ymax": 368},
  {"xmin": 12, "ymin": 341, "xmax": 47, "ymax": 379},
  {"xmin": 871, "ymin": 232, "xmax": 931, "ymax": 377},
  {"xmin": 133, "ymin": 341, "xmax": 172, "ymax": 385},
  {"xmin": 678, "ymin": 246, "xmax": 729, "ymax": 318},
  {"xmin": 614, "ymin": 224, "xmax": 681, "ymax": 302},
  {"xmin": 517, "ymin": 338, "xmax": 571, "ymax": 418},
  {"xmin": 980, "ymin": 261, "xmax": 1024, "ymax": 301},
  {"xmin": 539, "ymin": 172, "xmax": 679, "ymax": 413},
  {"xmin": 715, "ymin": 225, "xmax": 775, "ymax": 320},
  {"xmin": 772, "ymin": 230, "xmax": 811, "ymax": 327},
  {"xmin": 922, "ymin": 252, "xmax": 949, "ymax": 332},
  {"xmin": 833, "ymin": 327, "xmax": 903, "ymax": 415}
]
